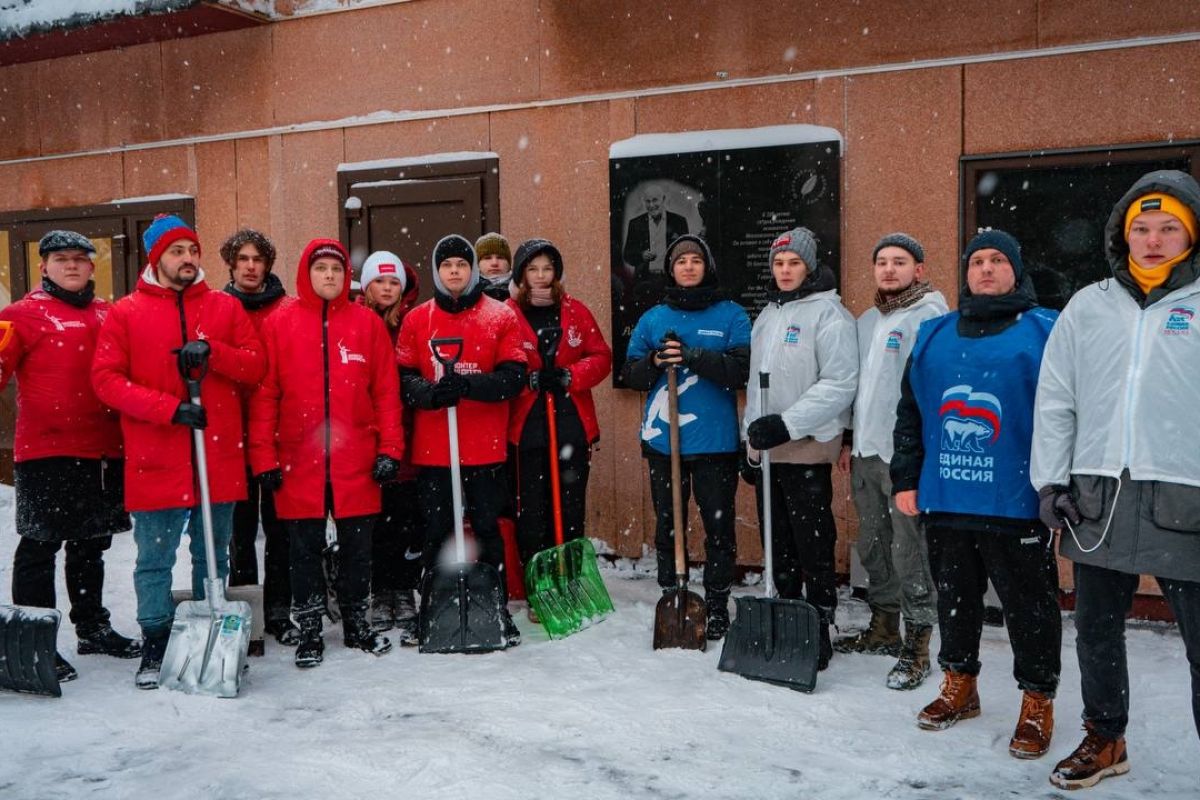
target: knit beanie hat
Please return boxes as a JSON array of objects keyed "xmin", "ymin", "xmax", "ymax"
[
  {"xmin": 143, "ymin": 214, "xmax": 200, "ymax": 268},
  {"xmin": 308, "ymin": 243, "xmax": 347, "ymax": 267},
  {"xmin": 668, "ymin": 237, "xmax": 705, "ymax": 267},
  {"xmin": 872, "ymin": 232, "xmax": 925, "ymax": 264},
  {"xmin": 359, "ymin": 250, "xmax": 408, "ymax": 293},
  {"xmin": 962, "ymin": 229, "xmax": 1024, "ymax": 279},
  {"xmin": 38, "ymin": 229, "xmax": 96, "ymax": 257},
  {"xmin": 769, "ymin": 227, "xmax": 818, "ymax": 269},
  {"xmin": 475, "ymin": 232, "xmax": 512, "ymax": 264},
  {"xmin": 431, "ymin": 234, "xmax": 480, "ymax": 295},
  {"xmin": 512, "ymin": 238, "xmax": 564, "ymax": 285},
  {"xmin": 1124, "ymin": 192, "xmax": 1198, "ymax": 244}
]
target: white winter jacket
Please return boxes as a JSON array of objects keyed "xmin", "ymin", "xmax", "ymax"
[
  {"xmin": 850, "ymin": 290, "xmax": 948, "ymax": 463},
  {"xmin": 744, "ymin": 288, "xmax": 858, "ymax": 463},
  {"xmin": 1032, "ymin": 278, "xmax": 1200, "ymax": 490}
]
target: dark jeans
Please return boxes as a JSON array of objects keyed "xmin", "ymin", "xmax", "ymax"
[
  {"xmin": 286, "ymin": 515, "xmax": 375, "ymax": 619},
  {"xmin": 647, "ymin": 453, "xmax": 738, "ymax": 596},
  {"xmin": 1073, "ymin": 562, "xmax": 1200, "ymax": 740},
  {"xmin": 513, "ymin": 442, "xmax": 591, "ymax": 565},
  {"xmin": 418, "ymin": 463, "xmax": 510, "ymax": 597},
  {"xmin": 926, "ymin": 522, "xmax": 1062, "ymax": 695},
  {"xmin": 372, "ymin": 480, "xmax": 424, "ymax": 595},
  {"xmin": 12, "ymin": 536, "xmax": 113, "ymax": 635},
  {"xmin": 230, "ymin": 473, "xmax": 290, "ymax": 621},
  {"xmin": 755, "ymin": 462, "xmax": 838, "ymax": 612}
]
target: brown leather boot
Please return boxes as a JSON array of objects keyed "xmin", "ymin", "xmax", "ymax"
[
  {"xmin": 916, "ymin": 670, "xmax": 981, "ymax": 730},
  {"xmin": 833, "ymin": 606, "xmax": 901, "ymax": 656},
  {"xmin": 1009, "ymin": 690, "xmax": 1054, "ymax": 759},
  {"xmin": 1049, "ymin": 724, "xmax": 1129, "ymax": 789}
]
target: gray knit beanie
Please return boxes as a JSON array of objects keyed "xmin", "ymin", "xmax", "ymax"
[
  {"xmin": 768, "ymin": 227, "xmax": 818, "ymax": 269},
  {"xmin": 872, "ymin": 232, "xmax": 925, "ymax": 264}
]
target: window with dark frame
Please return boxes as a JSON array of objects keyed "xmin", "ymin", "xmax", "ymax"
[{"xmin": 961, "ymin": 142, "xmax": 1200, "ymax": 310}]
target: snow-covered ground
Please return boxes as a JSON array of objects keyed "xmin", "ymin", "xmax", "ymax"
[{"xmin": 0, "ymin": 485, "xmax": 1195, "ymax": 800}]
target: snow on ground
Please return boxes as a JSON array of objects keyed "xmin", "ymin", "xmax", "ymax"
[{"xmin": 0, "ymin": 484, "xmax": 1195, "ymax": 799}]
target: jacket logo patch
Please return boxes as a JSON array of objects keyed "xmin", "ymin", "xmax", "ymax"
[
  {"xmin": 697, "ymin": 328, "xmax": 724, "ymax": 337},
  {"xmin": 567, "ymin": 326, "xmax": 583, "ymax": 348},
  {"xmin": 641, "ymin": 372, "xmax": 700, "ymax": 442},
  {"xmin": 1140, "ymin": 198, "xmax": 1162, "ymax": 212},
  {"xmin": 783, "ymin": 325, "xmax": 801, "ymax": 345},
  {"xmin": 522, "ymin": 341, "xmax": 535, "ymax": 350},
  {"xmin": 884, "ymin": 328, "xmax": 904, "ymax": 353},
  {"xmin": 937, "ymin": 385, "xmax": 1000, "ymax": 483},
  {"xmin": 42, "ymin": 309, "xmax": 86, "ymax": 331},
  {"xmin": 1164, "ymin": 306, "xmax": 1194, "ymax": 336},
  {"xmin": 337, "ymin": 339, "xmax": 367, "ymax": 364}
]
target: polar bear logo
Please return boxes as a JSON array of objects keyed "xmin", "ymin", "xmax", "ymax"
[{"xmin": 941, "ymin": 417, "xmax": 993, "ymax": 453}]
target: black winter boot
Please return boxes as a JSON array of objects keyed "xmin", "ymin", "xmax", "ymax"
[
  {"xmin": 294, "ymin": 614, "xmax": 324, "ymax": 668},
  {"xmin": 816, "ymin": 606, "xmax": 835, "ymax": 672},
  {"xmin": 501, "ymin": 607, "xmax": 522, "ymax": 648},
  {"xmin": 705, "ymin": 592, "xmax": 731, "ymax": 641},
  {"xmin": 394, "ymin": 590, "xmax": 419, "ymax": 647},
  {"xmin": 135, "ymin": 632, "xmax": 169, "ymax": 690},
  {"xmin": 886, "ymin": 624, "xmax": 933, "ymax": 690},
  {"xmin": 265, "ymin": 618, "xmax": 301, "ymax": 647},
  {"xmin": 78, "ymin": 625, "xmax": 143, "ymax": 659},
  {"xmin": 371, "ymin": 591, "xmax": 397, "ymax": 633},
  {"xmin": 342, "ymin": 603, "xmax": 393, "ymax": 655},
  {"xmin": 55, "ymin": 653, "xmax": 78, "ymax": 683}
]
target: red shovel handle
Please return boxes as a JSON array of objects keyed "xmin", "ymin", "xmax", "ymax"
[{"xmin": 545, "ymin": 391, "xmax": 564, "ymax": 547}]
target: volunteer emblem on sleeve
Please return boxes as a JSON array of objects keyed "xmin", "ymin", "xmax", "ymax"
[
  {"xmin": 1164, "ymin": 306, "xmax": 1194, "ymax": 336},
  {"xmin": 884, "ymin": 328, "xmax": 904, "ymax": 353},
  {"xmin": 783, "ymin": 324, "xmax": 801, "ymax": 345}
]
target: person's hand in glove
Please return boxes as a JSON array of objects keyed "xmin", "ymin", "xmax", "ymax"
[
  {"xmin": 1038, "ymin": 485, "xmax": 1082, "ymax": 530},
  {"xmin": 256, "ymin": 468, "xmax": 284, "ymax": 492},
  {"xmin": 747, "ymin": 414, "xmax": 792, "ymax": 451},
  {"xmin": 432, "ymin": 372, "xmax": 470, "ymax": 407},
  {"xmin": 171, "ymin": 401, "xmax": 207, "ymax": 429},
  {"xmin": 529, "ymin": 367, "xmax": 571, "ymax": 393},
  {"xmin": 653, "ymin": 330, "xmax": 688, "ymax": 368},
  {"xmin": 174, "ymin": 339, "xmax": 211, "ymax": 373},
  {"xmin": 739, "ymin": 446, "xmax": 760, "ymax": 486},
  {"xmin": 372, "ymin": 454, "xmax": 401, "ymax": 484}
]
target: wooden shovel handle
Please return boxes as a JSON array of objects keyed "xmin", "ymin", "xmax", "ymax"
[{"xmin": 667, "ymin": 366, "xmax": 685, "ymax": 580}]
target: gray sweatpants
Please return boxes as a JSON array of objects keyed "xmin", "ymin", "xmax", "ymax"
[{"xmin": 850, "ymin": 455, "xmax": 936, "ymax": 628}]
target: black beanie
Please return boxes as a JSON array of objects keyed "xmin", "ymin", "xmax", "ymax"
[
  {"xmin": 434, "ymin": 235, "xmax": 475, "ymax": 267},
  {"xmin": 963, "ymin": 229, "xmax": 1024, "ymax": 280},
  {"xmin": 512, "ymin": 238, "xmax": 564, "ymax": 285}
]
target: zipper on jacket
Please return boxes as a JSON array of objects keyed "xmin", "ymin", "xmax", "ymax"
[
  {"xmin": 1121, "ymin": 306, "xmax": 1147, "ymax": 467},
  {"xmin": 322, "ymin": 300, "xmax": 334, "ymax": 516}
]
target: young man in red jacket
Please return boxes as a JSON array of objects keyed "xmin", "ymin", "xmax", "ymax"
[
  {"xmin": 219, "ymin": 228, "xmax": 296, "ymax": 645},
  {"xmin": 1, "ymin": 230, "xmax": 141, "ymax": 682},
  {"xmin": 91, "ymin": 215, "xmax": 266, "ymax": 689},
  {"xmin": 396, "ymin": 234, "xmax": 528, "ymax": 646},
  {"xmin": 249, "ymin": 239, "xmax": 404, "ymax": 668}
]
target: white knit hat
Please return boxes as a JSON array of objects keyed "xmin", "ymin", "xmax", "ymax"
[{"xmin": 360, "ymin": 250, "xmax": 408, "ymax": 293}]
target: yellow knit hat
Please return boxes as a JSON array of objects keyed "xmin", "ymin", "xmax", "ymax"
[{"xmin": 1124, "ymin": 193, "xmax": 1197, "ymax": 243}]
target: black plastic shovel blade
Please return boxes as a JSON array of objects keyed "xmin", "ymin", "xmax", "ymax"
[
  {"xmin": 418, "ymin": 562, "xmax": 507, "ymax": 654},
  {"xmin": 718, "ymin": 595, "xmax": 821, "ymax": 693},
  {"xmin": 0, "ymin": 604, "xmax": 62, "ymax": 698}
]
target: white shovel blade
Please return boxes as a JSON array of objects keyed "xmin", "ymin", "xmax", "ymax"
[{"xmin": 160, "ymin": 597, "xmax": 252, "ymax": 698}]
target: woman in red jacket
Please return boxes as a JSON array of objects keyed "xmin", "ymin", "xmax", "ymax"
[
  {"xmin": 358, "ymin": 250, "xmax": 423, "ymax": 644},
  {"xmin": 249, "ymin": 239, "xmax": 404, "ymax": 668},
  {"xmin": 506, "ymin": 239, "xmax": 612, "ymax": 602}
]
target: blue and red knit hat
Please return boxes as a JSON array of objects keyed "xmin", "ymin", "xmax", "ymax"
[{"xmin": 143, "ymin": 214, "xmax": 200, "ymax": 269}]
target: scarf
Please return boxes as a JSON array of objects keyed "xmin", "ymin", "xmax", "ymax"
[
  {"xmin": 664, "ymin": 284, "xmax": 722, "ymax": 311},
  {"xmin": 223, "ymin": 272, "xmax": 286, "ymax": 311},
  {"xmin": 874, "ymin": 280, "xmax": 934, "ymax": 314},
  {"xmin": 1128, "ymin": 248, "xmax": 1194, "ymax": 295},
  {"xmin": 526, "ymin": 286, "xmax": 555, "ymax": 307},
  {"xmin": 42, "ymin": 277, "xmax": 95, "ymax": 309}
]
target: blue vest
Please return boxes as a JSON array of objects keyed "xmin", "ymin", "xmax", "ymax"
[
  {"xmin": 909, "ymin": 309, "xmax": 1057, "ymax": 519},
  {"xmin": 627, "ymin": 300, "xmax": 752, "ymax": 456}
]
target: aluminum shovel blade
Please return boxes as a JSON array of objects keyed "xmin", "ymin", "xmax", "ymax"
[{"xmin": 160, "ymin": 590, "xmax": 252, "ymax": 698}]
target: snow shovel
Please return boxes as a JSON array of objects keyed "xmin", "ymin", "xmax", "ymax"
[
  {"xmin": 418, "ymin": 337, "xmax": 507, "ymax": 654},
  {"xmin": 653, "ymin": 361, "xmax": 706, "ymax": 651},
  {"xmin": 524, "ymin": 327, "xmax": 614, "ymax": 639},
  {"xmin": 0, "ymin": 604, "xmax": 62, "ymax": 698},
  {"xmin": 160, "ymin": 360, "xmax": 253, "ymax": 698},
  {"xmin": 718, "ymin": 372, "xmax": 821, "ymax": 692}
]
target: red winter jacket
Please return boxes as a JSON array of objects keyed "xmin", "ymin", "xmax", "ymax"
[
  {"xmin": 506, "ymin": 295, "xmax": 612, "ymax": 445},
  {"xmin": 249, "ymin": 239, "xmax": 404, "ymax": 520},
  {"xmin": 92, "ymin": 267, "xmax": 266, "ymax": 512},
  {"xmin": 396, "ymin": 292, "xmax": 527, "ymax": 467},
  {"xmin": 0, "ymin": 290, "xmax": 123, "ymax": 462}
]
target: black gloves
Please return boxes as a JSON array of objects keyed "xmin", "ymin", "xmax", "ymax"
[
  {"xmin": 739, "ymin": 446, "xmax": 759, "ymax": 486},
  {"xmin": 372, "ymin": 454, "xmax": 401, "ymax": 484},
  {"xmin": 655, "ymin": 332, "xmax": 697, "ymax": 367},
  {"xmin": 174, "ymin": 339, "xmax": 211, "ymax": 373},
  {"xmin": 529, "ymin": 367, "xmax": 571, "ymax": 392},
  {"xmin": 1038, "ymin": 485, "xmax": 1082, "ymax": 530},
  {"xmin": 256, "ymin": 468, "xmax": 284, "ymax": 492},
  {"xmin": 747, "ymin": 414, "xmax": 791, "ymax": 451},
  {"xmin": 171, "ymin": 401, "xmax": 207, "ymax": 429},
  {"xmin": 432, "ymin": 372, "xmax": 471, "ymax": 407}
]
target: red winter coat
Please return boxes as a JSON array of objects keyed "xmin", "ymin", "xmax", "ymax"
[
  {"xmin": 396, "ymin": 294, "xmax": 526, "ymax": 467},
  {"xmin": 0, "ymin": 290, "xmax": 123, "ymax": 462},
  {"xmin": 92, "ymin": 267, "xmax": 266, "ymax": 512},
  {"xmin": 506, "ymin": 295, "xmax": 612, "ymax": 445},
  {"xmin": 249, "ymin": 239, "xmax": 404, "ymax": 520}
]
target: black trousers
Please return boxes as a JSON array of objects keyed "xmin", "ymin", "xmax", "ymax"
[
  {"xmin": 926, "ymin": 523, "xmax": 1062, "ymax": 695},
  {"xmin": 286, "ymin": 515, "xmax": 375, "ymax": 619},
  {"xmin": 418, "ymin": 463, "xmax": 510, "ymax": 597},
  {"xmin": 371, "ymin": 480, "xmax": 425, "ymax": 595},
  {"xmin": 1073, "ymin": 562, "xmax": 1200, "ymax": 740},
  {"xmin": 755, "ymin": 463, "xmax": 838, "ymax": 612},
  {"xmin": 647, "ymin": 453, "xmax": 738, "ymax": 596},
  {"xmin": 513, "ymin": 442, "xmax": 591, "ymax": 565},
  {"xmin": 229, "ymin": 472, "xmax": 291, "ymax": 621},
  {"xmin": 12, "ymin": 536, "xmax": 113, "ymax": 634}
]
